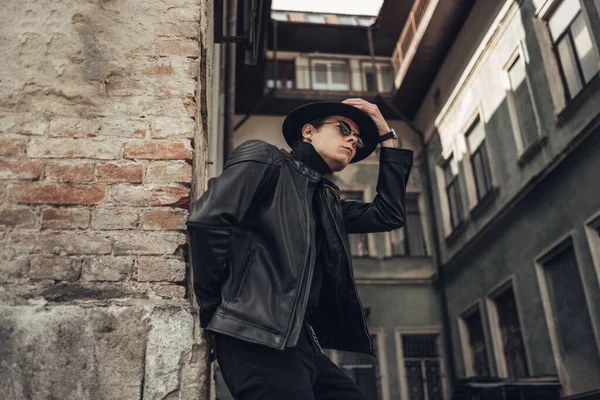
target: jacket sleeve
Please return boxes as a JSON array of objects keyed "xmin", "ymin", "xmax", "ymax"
[
  {"xmin": 186, "ymin": 141, "xmax": 273, "ymax": 327},
  {"xmin": 341, "ymin": 147, "xmax": 413, "ymax": 234}
]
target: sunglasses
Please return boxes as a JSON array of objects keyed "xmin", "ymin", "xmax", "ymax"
[{"xmin": 312, "ymin": 120, "xmax": 365, "ymax": 149}]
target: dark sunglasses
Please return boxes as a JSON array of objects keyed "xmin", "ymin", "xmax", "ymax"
[{"xmin": 312, "ymin": 120, "xmax": 365, "ymax": 149}]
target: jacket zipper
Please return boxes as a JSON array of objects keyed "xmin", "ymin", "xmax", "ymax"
[
  {"xmin": 283, "ymin": 179, "xmax": 315, "ymax": 348},
  {"xmin": 322, "ymin": 185, "xmax": 374, "ymax": 356}
]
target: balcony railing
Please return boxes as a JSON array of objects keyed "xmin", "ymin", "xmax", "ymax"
[{"xmin": 391, "ymin": 0, "xmax": 433, "ymax": 77}]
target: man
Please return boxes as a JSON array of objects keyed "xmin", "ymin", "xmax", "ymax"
[{"xmin": 187, "ymin": 98, "xmax": 413, "ymax": 399}]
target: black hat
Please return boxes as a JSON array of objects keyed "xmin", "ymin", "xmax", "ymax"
[{"xmin": 282, "ymin": 101, "xmax": 379, "ymax": 163}]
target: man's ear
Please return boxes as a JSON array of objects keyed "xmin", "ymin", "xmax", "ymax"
[{"xmin": 301, "ymin": 123, "xmax": 313, "ymax": 143}]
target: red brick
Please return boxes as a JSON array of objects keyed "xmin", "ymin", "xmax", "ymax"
[
  {"xmin": 45, "ymin": 161, "xmax": 94, "ymax": 183},
  {"xmin": 0, "ymin": 138, "xmax": 25, "ymax": 156},
  {"xmin": 123, "ymin": 141, "xmax": 192, "ymax": 160},
  {"xmin": 145, "ymin": 163, "xmax": 191, "ymax": 183},
  {"xmin": 183, "ymin": 99, "xmax": 197, "ymax": 117},
  {"xmin": 27, "ymin": 139, "xmax": 122, "ymax": 159},
  {"xmin": 151, "ymin": 117, "xmax": 195, "ymax": 138},
  {"xmin": 136, "ymin": 257, "xmax": 185, "ymax": 282},
  {"xmin": 8, "ymin": 183, "xmax": 106, "ymax": 205},
  {"xmin": 155, "ymin": 39, "xmax": 199, "ymax": 58},
  {"xmin": 48, "ymin": 118, "xmax": 100, "ymax": 138},
  {"xmin": 106, "ymin": 76, "xmax": 147, "ymax": 96},
  {"xmin": 10, "ymin": 231, "xmax": 112, "ymax": 255},
  {"xmin": 155, "ymin": 22, "xmax": 200, "ymax": 39},
  {"xmin": 29, "ymin": 256, "xmax": 81, "ymax": 281},
  {"xmin": 92, "ymin": 207, "xmax": 139, "ymax": 230},
  {"xmin": 96, "ymin": 163, "xmax": 143, "ymax": 183},
  {"xmin": 141, "ymin": 209, "xmax": 187, "ymax": 230},
  {"xmin": 155, "ymin": 81, "xmax": 194, "ymax": 98},
  {"xmin": 110, "ymin": 185, "xmax": 189, "ymax": 207},
  {"xmin": 0, "ymin": 159, "xmax": 41, "ymax": 180},
  {"xmin": 111, "ymin": 231, "xmax": 187, "ymax": 255},
  {"xmin": 0, "ymin": 206, "xmax": 36, "ymax": 227},
  {"xmin": 41, "ymin": 208, "xmax": 90, "ymax": 229},
  {"xmin": 142, "ymin": 63, "xmax": 175, "ymax": 76},
  {"xmin": 81, "ymin": 256, "xmax": 133, "ymax": 281}
]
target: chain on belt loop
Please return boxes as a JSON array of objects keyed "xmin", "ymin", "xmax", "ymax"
[{"xmin": 307, "ymin": 323, "xmax": 324, "ymax": 355}]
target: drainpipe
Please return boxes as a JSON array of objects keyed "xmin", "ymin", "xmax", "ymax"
[
  {"xmin": 223, "ymin": 0, "xmax": 237, "ymax": 161},
  {"xmin": 379, "ymin": 97, "xmax": 457, "ymax": 388}
]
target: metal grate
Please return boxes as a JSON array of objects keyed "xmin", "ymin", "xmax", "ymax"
[{"xmin": 402, "ymin": 334, "xmax": 444, "ymax": 400}]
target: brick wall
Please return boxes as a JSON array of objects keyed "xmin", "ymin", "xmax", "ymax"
[{"xmin": 0, "ymin": 0, "xmax": 212, "ymax": 398}]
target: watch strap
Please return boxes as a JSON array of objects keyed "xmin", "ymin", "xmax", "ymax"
[{"xmin": 378, "ymin": 130, "xmax": 397, "ymax": 142}]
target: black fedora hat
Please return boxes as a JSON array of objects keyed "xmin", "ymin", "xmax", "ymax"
[{"xmin": 282, "ymin": 101, "xmax": 379, "ymax": 163}]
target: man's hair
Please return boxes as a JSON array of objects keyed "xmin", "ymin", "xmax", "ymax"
[{"xmin": 292, "ymin": 117, "xmax": 328, "ymax": 148}]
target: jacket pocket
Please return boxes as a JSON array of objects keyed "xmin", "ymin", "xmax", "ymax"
[{"xmin": 230, "ymin": 247, "xmax": 255, "ymax": 301}]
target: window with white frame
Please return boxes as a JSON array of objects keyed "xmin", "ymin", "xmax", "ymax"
[
  {"xmin": 488, "ymin": 285, "xmax": 529, "ymax": 379},
  {"xmin": 306, "ymin": 14, "xmax": 327, "ymax": 24},
  {"xmin": 547, "ymin": 0, "xmax": 600, "ymax": 101},
  {"xmin": 271, "ymin": 11, "xmax": 288, "ymax": 22},
  {"xmin": 389, "ymin": 194, "xmax": 428, "ymax": 257},
  {"xmin": 399, "ymin": 333, "xmax": 445, "ymax": 400},
  {"xmin": 338, "ymin": 16, "xmax": 358, "ymax": 25},
  {"xmin": 442, "ymin": 155, "xmax": 464, "ymax": 230},
  {"xmin": 506, "ymin": 53, "xmax": 541, "ymax": 152},
  {"xmin": 328, "ymin": 332, "xmax": 385, "ymax": 400},
  {"xmin": 340, "ymin": 190, "xmax": 370, "ymax": 256},
  {"xmin": 362, "ymin": 63, "xmax": 395, "ymax": 93},
  {"xmin": 312, "ymin": 60, "xmax": 350, "ymax": 91},
  {"xmin": 460, "ymin": 308, "xmax": 490, "ymax": 377},
  {"xmin": 466, "ymin": 116, "xmax": 494, "ymax": 202},
  {"xmin": 537, "ymin": 240, "xmax": 600, "ymax": 394}
]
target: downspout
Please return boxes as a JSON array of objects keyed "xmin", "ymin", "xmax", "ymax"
[
  {"xmin": 223, "ymin": 0, "xmax": 237, "ymax": 161},
  {"xmin": 366, "ymin": 26, "xmax": 457, "ymax": 388}
]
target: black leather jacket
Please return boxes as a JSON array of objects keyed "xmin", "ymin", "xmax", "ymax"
[{"xmin": 187, "ymin": 140, "xmax": 413, "ymax": 355}]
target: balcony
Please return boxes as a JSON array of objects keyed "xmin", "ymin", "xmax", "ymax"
[{"xmin": 389, "ymin": 0, "xmax": 475, "ymax": 118}]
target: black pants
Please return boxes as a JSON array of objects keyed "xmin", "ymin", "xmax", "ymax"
[{"xmin": 215, "ymin": 321, "xmax": 369, "ymax": 400}]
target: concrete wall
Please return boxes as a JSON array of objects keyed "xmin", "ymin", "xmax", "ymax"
[
  {"xmin": 410, "ymin": 0, "xmax": 600, "ymax": 395},
  {"xmin": 0, "ymin": 0, "xmax": 214, "ymax": 398}
]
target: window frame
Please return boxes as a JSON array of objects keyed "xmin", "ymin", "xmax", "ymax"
[
  {"xmin": 464, "ymin": 114, "xmax": 494, "ymax": 204},
  {"xmin": 385, "ymin": 192, "xmax": 428, "ymax": 257},
  {"xmin": 394, "ymin": 326, "xmax": 448, "ymax": 400},
  {"xmin": 534, "ymin": 234, "xmax": 600, "ymax": 395},
  {"xmin": 360, "ymin": 61, "xmax": 395, "ymax": 93},
  {"xmin": 458, "ymin": 301, "xmax": 492, "ymax": 378},
  {"xmin": 502, "ymin": 44, "xmax": 545, "ymax": 159},
  {"xmin": 584, "ymin": 212, "xmax": 600, "ymax": 296},
  {"xmin": 545, "ymin": 0, "xmax": 600, "ymax": 102},
  {"xmin": 442, "ymin": 154, "xmax": 464, "ymax": 231},
  {"xmin": 485, "ymin": 277, "xmax": 531, "ymax": 379},
  {"xmin": 266, "ymin": 58, "xmax": 296, "ymax": 90},
  {"xmin": 310, "ymin": 58, "xmax": 351, "ymax": 91}
]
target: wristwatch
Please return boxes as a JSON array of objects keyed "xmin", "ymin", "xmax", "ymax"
[{"xmin": 378, "ymin": 128, "xmax": 397, "ymax": 142}]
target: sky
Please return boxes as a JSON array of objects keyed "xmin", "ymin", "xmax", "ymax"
[{"xmin": 271, "ymin": 0, "xmax": 385, "ymax": 16}]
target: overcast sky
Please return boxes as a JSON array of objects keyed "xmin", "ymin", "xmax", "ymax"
[{"xmin": 271, "ymin": 0, "xmax": 384, "ymax": 16}]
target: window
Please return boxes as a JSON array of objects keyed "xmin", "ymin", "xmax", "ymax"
[
  {"xmin": 488, "ymin": 286, "xmax": 529, "ymax": 379},
  {"xmin": 548, "ymin": 0, "xmax": 600, "ymax": 100},
  {"xmin": 271, "ymin": 11, "xmax": 288, "ymax": 22},
  {"xmin": 357, "ymin": 17, "xmax": 375, "ymax": 27},
  {"xmin": 362, "ymin": 63, "xmax": 395, "ymax": 92},
  {"xmin": 312, "ymin": 60, "xmax": 350, "ymax": 91},
  {"xmin": 266, "ymin": 59, "xmax": 295, "ymax": 89},
  {"xmin": 340, "ymin": 191, "xmax": 369, "ymax": 256},
  {"xmin": 466, "ymin": 117, "xmax": 493, "ymax": 202},
  {"xmin": 507, "ymin": 54, "xmax": 540, "ymax": 151},
  {"xmin": 460, "ymin": 308, "xmax": 490, "ymax": 377},
  {"xmin": 400, "ymin": 333, "xmax": 445, "ymax": 400},
  {"xmin": 306, "ymin": 14, "xmax": 327, "ymax": 24},
  {"xmin": 338, "ymin": 16, "xmax": 358, "ymax": 25},
  {"xmin": 443, "ymin": 155, "xmax": 464, "ymax": 230},
  {"xmin": 538, "ymin": 241, "xmax": 600, "ymax": 393},
  {"xmin": 389, "ymin": 194, "xmax": 428, "ymax": 257}
]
